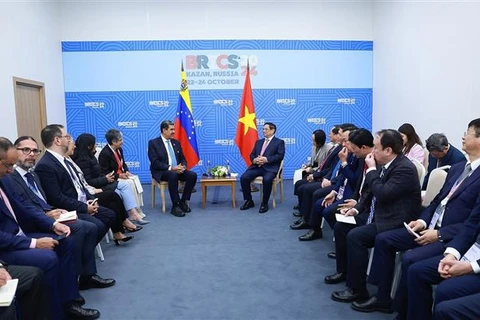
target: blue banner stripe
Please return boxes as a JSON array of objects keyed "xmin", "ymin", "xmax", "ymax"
[{"xmin": 62, "ymin": 40, "xmax": 373, "ymax": 52}]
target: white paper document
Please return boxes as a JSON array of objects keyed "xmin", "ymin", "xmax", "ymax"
[
  {"xmin": 0, "ymin": 278, "xmax": 18, "ymax": 307},
  {"xmin": 56, "ymin": 210, "xmax": 78, "ymax": 223},
  {"xmin": 335, "ymin": 214, "xmax": 356, "ymax": 225},
  {"xmin": 130, "ymin": 175, "xmax": 144, "ymax": 194},
  {"xmin": 461, "ymin": 243, "xmax": 480, "ymax": 262}
]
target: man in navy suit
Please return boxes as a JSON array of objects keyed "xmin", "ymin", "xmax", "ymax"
[
  {"xmin": 297, "ymin": 129, "xmax": 373, "ymax": 241},
  {"xmin": 34, "ymin": 124, "xmax": 116, "ymax": 245},
  {"xmin": 240, "ymin": 122, "xmax": 285, "ymax": 214},
  {"xmin": 0, "ymin": 137, "xmax": 100, "ymax": 319},
  {"xmin": 422, "ymin": 133, "xmax": 465, "ymax": 189},
  {"xmin": 6, "ymin": 136, "xmax": 114, "ymax": 293},
  {"xmin": 148, "ymin": 120, "xmax": 197, "ymax": 217},
  {"xmin": 403, "ymin": 118, "xmax": 480, "ymax": 320},
  {"xmin": 328, "ymin": 129, "xmax": 422, "ymax": 303},
  {"xmin": 353, "ymin": 154, "xmax": 479, "ymax": 315}
]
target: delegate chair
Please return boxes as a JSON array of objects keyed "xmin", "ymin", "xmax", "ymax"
[{"xmin": 253, "ymin": 160, "xmax": 284, "ymax": 208}]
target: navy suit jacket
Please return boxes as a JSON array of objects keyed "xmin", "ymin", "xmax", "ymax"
[
  {"xmin": 35, "ymin": 151, "xmax": 93, "ymax": 213},
  {"xmin": 331, "ymin": 156, "xmax": 363, "ymax": 200},
  {"xmin": 0, "ymin": 179, "xmax": 55, "ymax": 251},
  {"xmin": 423, "ymin": 144, "xmax": 466, "ymax": 189},
  {"xmin": 419, "ymin": 161, "xmax": 480, "ymax": 242},
  {"xmin": 5, "ymin": 170, "xmax": 53, "ymax": 211},
  {"xmin": 98, "ymin": 145, "xmax": 129, "ymax": 178},
  {"xmin": 248, "ymin": 137, "xmax": 285, "ymax": 173},
  {"xmin": 148, "ymin": 137, "xmax": 188, "ymax": 182},
  {"xmin": 355, "ymin": 154, "xmax": 422, "ymax": 232}
]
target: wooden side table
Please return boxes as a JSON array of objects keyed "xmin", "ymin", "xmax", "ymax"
[{"xmin": 200, "ymin": 177, "xmax": 237, "ymax": 208}]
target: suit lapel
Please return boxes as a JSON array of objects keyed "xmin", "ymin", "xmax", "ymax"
[
  {"xmin": 0, "ymin": 181, "xmax": 18, "ymax": 222},
  {"xmin": 449, "ymin": 165, "xmax": 480, "ymax": 200},
  {"xmin": 45, "ymin": 151, "xmax": 76, "ymax": 189},
  {"xmin": 32, "ymin": 172, "xmax": 48, "ymax": 200}
]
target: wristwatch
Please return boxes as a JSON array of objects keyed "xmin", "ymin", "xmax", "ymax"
[{"xmin": 437, "ymin": 230, "xmax": 444, "ymax": 243}]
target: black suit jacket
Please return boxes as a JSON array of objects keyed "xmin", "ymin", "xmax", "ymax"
[
  {"xmin": 248, "ymin": 137, "xmax": 285, "ymax": 173},
  {"xmin": 98, "ymin": 145, "xmax": 129, "ymax": 178},
  {"xmin": 355, "ymin": 154, "xmax": 422, "ymax": 232},
  {"xmin": 5, "ymin": 170, "xmax": 53, "ymax": 212},
  {"xmin": 148, "ymin": 137, "xmax": 188, "ymax": 182},
  {"xmin": 34, "ymin": 151, "xmax": 93, "ymax": 213}
]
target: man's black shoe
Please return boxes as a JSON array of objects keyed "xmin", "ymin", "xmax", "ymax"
[
  {"xmin": 79, "ymin": 275, "xmax": 116, "ymax": 290},
  {"xmin": 290, "ymin": 220, "xmax": 309, "ymax": 230},
  {"xmin": 331, "ymin": 288, "xmax": 369, "ymax": 303},
  {"xmin": 324, "ymin": 272, "xmax": 346, "ymax": 284},
  {"xmin": 65, "ymin": 303, "xmax": 100, "ymax": 319},
  {"xmin": 240, "ymin": 200, "xmax": 255, "ymax": 210},
  {"xmin": 327, "ymin": 252, "xmax": 336, "ymax": 259},
  {"xmin": 291, "ymin": 218, "xmax": 303, "ymax": 226},
  {"xmin": 299, "ymin": 228, "xmax": 323, "ymax": 241},
  {"xmin": 73, "ymin": 295, "xmax": 85, "ymax": 306},
  {"xmin": 292, "ymin": 211, "xmax": 302, "ymax": 217},
  {"xmin": 351, "ymin": 296, "xmax": 393, "ymax": 313},
  {"xmin": 170, "ymin": 205, "xmax": 185, "ymax": 217},
  {"xmin": 259, "ymin": 203, "xmax": 269, "ymax": 214},
  {"xmin": 179, "ymin": 200, "xmax": 191, "ymax": 213}
]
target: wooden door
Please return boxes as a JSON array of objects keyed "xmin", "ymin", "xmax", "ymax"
[{"xmin": 13, "ymin": 77, "xmax": 47, "ymax": 147}]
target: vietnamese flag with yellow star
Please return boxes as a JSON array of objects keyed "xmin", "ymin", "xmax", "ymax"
[{"xmin": 235, "ymin": 62, "xmax": 258, "ymax": 166}]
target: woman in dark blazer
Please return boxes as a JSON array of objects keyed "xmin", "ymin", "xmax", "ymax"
[
  {"xmin": 65, "ymin": 139, "xmax": 136, "ymax": 244},
  {"xmin": 72, "ymin": 134, "xmax": 147, "ymax": 227},
  {"xmin": 98, "ymin": 129, "xmax": 147, "ymax": 221}
]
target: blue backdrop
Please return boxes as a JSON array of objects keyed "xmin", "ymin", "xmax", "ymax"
[{"xmin": 62, "ymin": 40, "xmax": 373, "ymax": 183}]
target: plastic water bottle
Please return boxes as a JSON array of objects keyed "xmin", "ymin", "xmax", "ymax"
[
  {"xmin": 226, "ymin": 160, "xmax": 231, "ymax": 177},
  {"xmin": 207, "ymin": 160, "xmax": 212, "ymax": 177}
]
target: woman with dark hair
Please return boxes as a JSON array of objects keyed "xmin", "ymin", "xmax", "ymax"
[
  {"xmin": 65, "ymin": 138, "xmax": 136, "ymax": 244},
  {"xmin": 398, "ymin": 123, "xmax": 425, "ymax": 163},
  {"xmin": 71, "ymin": 133, "xmax": 146, "ymax": 230},
  {"xmin": 97, "ymin": 129, "xmax": 147, "ymax": 222}
]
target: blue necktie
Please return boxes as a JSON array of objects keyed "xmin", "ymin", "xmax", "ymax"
[
  {"xmin": 331, "ymin": 160, "xmax": 342, "ymax": 178},
  {"xmin": 24, "ymin": 172, "xmax": 51, "ymax": 210},
  {"xmin": 167, "ymin": 140, "xmax": 178, "ymax": 167},
  {"xmin": 367, "ymin": 166, "xmax": 385, "ymax": 224}
]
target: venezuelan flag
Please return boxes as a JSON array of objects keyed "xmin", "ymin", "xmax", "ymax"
[{"xmin": 174, "ymin": 62, "xmax": 199, "ymax": 169}]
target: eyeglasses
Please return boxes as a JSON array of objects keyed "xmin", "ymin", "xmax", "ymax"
[
  {"xmin": 57, "ymin": 134, "xmax": 72, "ymax": 141},
  {"xmin": 1, "ymin": 160, "xmax": 14, "ymax": 169},
  {"xmin": 464, "ymin": 131, "xmax": 479, "ymax": 137},
  {"xmin": 16, "ymin": 147, "xmax": 42, "ymax": 155}
]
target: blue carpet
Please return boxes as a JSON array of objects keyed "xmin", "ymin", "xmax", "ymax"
[{"xmin": 82, "ymin": 180, "xmax": 393, "ymax": 320}]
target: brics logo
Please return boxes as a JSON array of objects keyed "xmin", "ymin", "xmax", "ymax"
[
  {"xmin": 186, "ymin": 54, "xmax": 240, "ymax": 70},
  {"xmin": 185, "ymin": 54, "xmax": 258, "ymax": 75}
]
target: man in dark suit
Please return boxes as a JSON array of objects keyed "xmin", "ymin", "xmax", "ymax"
[
  {"xmin": 297, "ymin": 129, "xmax": 373, "ymax": 241},
  {"xmin": 148, "ymin": 120, "xmax": 197, "ymax": 217},
  {"xmin": 422, "ymin": 133, "xmax": 466, "ymax": 189},
  {"xmin": 353, "ymin": 136, "xmax": 480, "ymax": 316},
  {"xmin": 328, "ymin": 129, "xmax": 422, "ymax": 303},
  {"xmin": 240, "ymin": 122, "xmax": 285, "ymax": 214},
  {"xmin": 403, "ymin": 118, "xmax": 480, "ymax": 320},
  {"xmin": 6, "ymin": 135, "xmax": 114, "ymax": 293},
  {"xmin": 0, "ymin": 260, "xmax": 47, "ymax": 320},
  {"xmin": 0, "ymin": 137, "xmax": 99, "ymax": 319},
  {"xmin": 292, "ymin": 123, "xmax": 357, "ymax": 223},
  {"xmin": 34, "ymin": 124, "xmax": 116, "ymax": 245}
]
